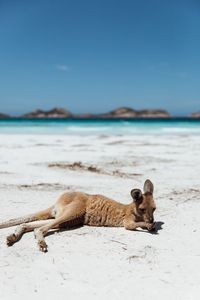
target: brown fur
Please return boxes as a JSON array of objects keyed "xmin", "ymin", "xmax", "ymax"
[{"xmin": 0, "ymin": 179, "xmax": 156, "ymax": 252}]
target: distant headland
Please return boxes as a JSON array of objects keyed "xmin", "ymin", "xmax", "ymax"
[
  {"xmin": 0, "ymin": 112, "xmax": 11, "ymax": 119},
  {"xmin": 0, "ymin": 107, "xmax": 199, "ymax": 119}
]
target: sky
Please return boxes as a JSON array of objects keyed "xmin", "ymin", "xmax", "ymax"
[{"xmin": 0, "ymin": 0, "xmax": 200, "ymax": 116}]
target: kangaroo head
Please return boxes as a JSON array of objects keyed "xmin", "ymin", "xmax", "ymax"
[{"xmin": 130, "ymin": 179, "xmax": 156, "ymax": 224}]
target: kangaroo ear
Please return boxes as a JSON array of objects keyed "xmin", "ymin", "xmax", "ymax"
[
  {"xmin": 131, "ymin": 189, "xmax": 143, "ymax": 202},
  {"xmin": 143, "ymin": 179, "xmax": 154, "ymax": 194}
]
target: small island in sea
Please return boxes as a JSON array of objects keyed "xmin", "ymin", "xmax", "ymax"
[
  {"xmin": 93, "ymin": 107, "xmax": 171, "ymax": 119},
  {"xmin": 22, "ymin": 107, "xmax": 73, "ymax": 119},
  {"xmin": 0, "ymin": 112, "xmax": 10, "ymax": 119},
  {"xmin": 191, "ymin": 111, "xmax": 200, "ymax": 118}
]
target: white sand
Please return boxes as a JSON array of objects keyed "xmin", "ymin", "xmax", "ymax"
[{"xmin": 0, "ymin": 133, "xmax": 200, "ymax": 300}]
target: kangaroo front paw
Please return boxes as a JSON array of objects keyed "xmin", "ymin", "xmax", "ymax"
[
  {"xmin": 147, "ymin": 222, "xmax": 156, "ymax": 231},
  {"xmin": 6, "ymin": 234, "xmax": 17, "ymax": 246},
  {"xmin": 38, "ymin": 241, "xmax": 48, "ymax": 253}
]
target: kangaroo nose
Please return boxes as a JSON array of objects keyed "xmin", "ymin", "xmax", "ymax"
[{"xmin": 150, "ymin": 217, "xmax": 154, "ymax": 223}]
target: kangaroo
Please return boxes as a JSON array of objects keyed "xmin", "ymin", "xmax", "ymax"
[{"xmin": 0, "ymin": 179, "xmax": 156, "ymax": 252}]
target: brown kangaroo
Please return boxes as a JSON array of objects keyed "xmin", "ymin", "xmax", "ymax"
[{"xmin": 0, "ymin": 179, "xmax": 156, "ymax": 252}]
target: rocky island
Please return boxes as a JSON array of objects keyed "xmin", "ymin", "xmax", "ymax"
[
  {"xmin": 0, "ymin": 113, "xmax": 10, "ymax": 119},
  {"xmin": 191, "ymin": 112, "xmax": 200, "ymax": 118},
  {"xmin": 95, "ymin": 107, "xmax": 171, "ymax": 119},
  {"xmin": 22, "ymin": 108, "xmax": 73, "ymax": 119}
]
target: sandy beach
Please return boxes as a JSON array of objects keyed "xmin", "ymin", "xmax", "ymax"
[{"xmin": 0, "ymin": 133, "xmax": 200, "ymax": 300}]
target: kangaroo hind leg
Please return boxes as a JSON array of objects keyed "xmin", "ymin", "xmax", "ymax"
[
  {"xmin": 34, "ymin": 202, "xmax": 86, "ymax": 252},
  {"xmin": 6, "ymin": 220, "xmax": 51, "ymax": 247}
]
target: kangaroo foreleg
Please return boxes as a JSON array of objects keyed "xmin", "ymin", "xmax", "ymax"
[{"xmin": 124, "ymin": 217, "xmax": 155, "ymax": 231}]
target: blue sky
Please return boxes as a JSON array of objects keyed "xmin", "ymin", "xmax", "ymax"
[{"xmin": 0, "ymin": 0, "xmax": 200, "ymax": 116}]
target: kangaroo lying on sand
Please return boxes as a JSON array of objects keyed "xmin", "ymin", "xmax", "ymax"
[{"xmin": 0, "ymin": 179, "xmax": 156, "ymax": 252}]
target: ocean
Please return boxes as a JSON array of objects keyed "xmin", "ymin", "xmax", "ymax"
[{"xmin": 0, "ymin": 118, "xmax": 200, "ymax": 135}]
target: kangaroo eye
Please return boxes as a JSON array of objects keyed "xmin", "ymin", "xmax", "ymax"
[{"xmin": 139, "ymin": 208, "xmax": 146, "ymax": 214}]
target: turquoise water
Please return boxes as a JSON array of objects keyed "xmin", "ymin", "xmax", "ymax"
[{"xmin": 0, "ymin": 119, "xmax": 200, "ymax": 135}]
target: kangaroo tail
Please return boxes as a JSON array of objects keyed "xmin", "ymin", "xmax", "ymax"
[{"xmin": 0, "ymin": 207, "xmax": 53, "ymax": 229}]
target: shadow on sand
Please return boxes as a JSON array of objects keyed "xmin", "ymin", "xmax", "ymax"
[{"xmin": 46, "ymin": 221, "xmax": 165, "ymax": 238}]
